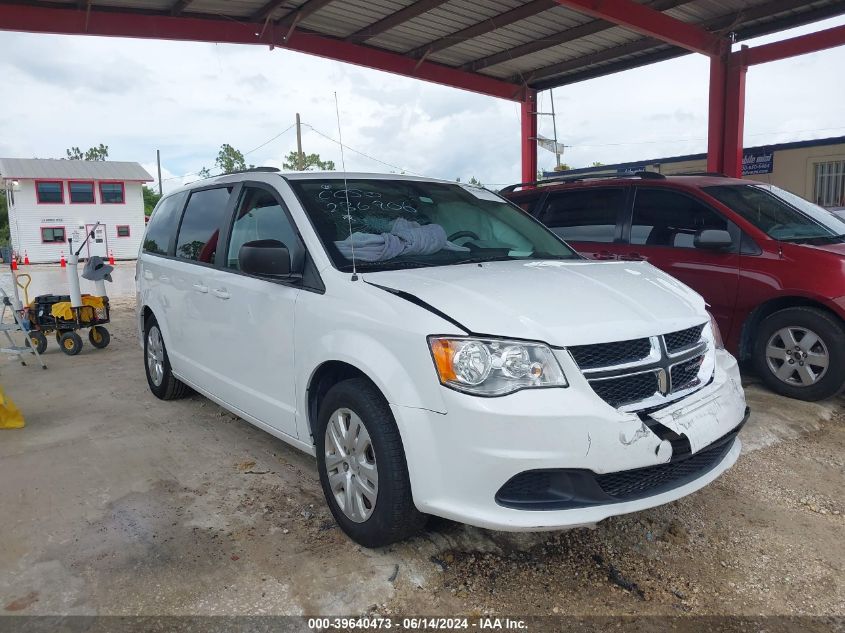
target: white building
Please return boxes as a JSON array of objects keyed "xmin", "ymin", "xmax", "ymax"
[{"xmin": 0, "ymin": 158, "xmax": 153, "ymax": 264}]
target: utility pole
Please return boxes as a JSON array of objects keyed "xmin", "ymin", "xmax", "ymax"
[
  {"xmin": 295, "ymin": 113, "xmax": 304, "ymax": 171},
  {"xmin": 550, "ymin": 89, "xmax": 561, "ymax": 169},
  {"xmin": 156, "ymin": 149, "xmax": 163, "ymax": 195}
]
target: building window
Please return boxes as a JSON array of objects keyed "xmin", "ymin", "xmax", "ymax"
[
  {"xmin": 41, "ymin": 227, "xmax": 66, "ymax": 243},
  {"xmin": 814, "ymin": 161, "xmax": 845, "ymax": 208},
  {"xmin": 116, "ymin": 225, "xmax": 131, "ymax": 237},
  {"xmin": 99, "ymin": 182, "xmax": 125, "ymax": 204},
  {"xmin": 68, "ymin": 181, "xmax": 95, "ymax": 204},
  {"xmin": 36, "ymin": 181, "xmax": 64, "ymax": 204}
]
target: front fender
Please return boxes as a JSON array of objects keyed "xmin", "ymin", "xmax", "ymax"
[{"xmin": 293, "ymin": 279, "xmax": 462, "ymax": 442}]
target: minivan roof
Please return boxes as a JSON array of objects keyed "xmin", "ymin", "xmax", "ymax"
[{"xmin": 165, "ymin": 170, "xmax": 464, "ymax": 197}]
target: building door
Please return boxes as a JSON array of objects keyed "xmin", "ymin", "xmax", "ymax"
[{"xmin": 85, "ymin": 224, "xmax": 109, "ymax": 259}]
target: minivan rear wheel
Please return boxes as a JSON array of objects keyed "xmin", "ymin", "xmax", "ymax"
[
  {"xmin": 315, "ymin": 377, "xmax": 426, "ymax": 547},
  {"xmin": 144, "ymin": 315, "xmax": 191, "ymax": 401},
  {"xmin": 753, "ymin": 306, "xmax": 845, "ymax": 401}
]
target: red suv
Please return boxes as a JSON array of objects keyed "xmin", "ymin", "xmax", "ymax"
[{"xmin": 503, "ymin": 173, "xmax": 845, "ymax": 401}]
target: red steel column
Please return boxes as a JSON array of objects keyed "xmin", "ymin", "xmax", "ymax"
[
  {"xmin": 706, "ymin": 42, "xmax": 728, "ymax": 174},
  {"xmin": 722, "ymin": 47, "xmax": 748, "ymax": 178},
  {"xmin": 521, "ymin": 89, "xmax": 538, "ymax": 184}
]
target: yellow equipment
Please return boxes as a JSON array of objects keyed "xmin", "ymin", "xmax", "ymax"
[{"xmin": 0, "ymin": 387, "xmax": 24, "ymax": 429}]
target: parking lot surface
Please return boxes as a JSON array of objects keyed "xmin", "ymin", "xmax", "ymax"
[{"xmin": 0, "ymin": 301, "xmax": 842, "ymax": 616}]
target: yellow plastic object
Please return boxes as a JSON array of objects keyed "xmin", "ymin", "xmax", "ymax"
[
  {"xmin": 0, "ymin": 387, "xmax": 25, "ymax": 429},
  {"xmin": 15, "ymin": 273, "xmax": 32, "ymax": 305},
  {"xmin": 50, "ymin": 295, "xmax": 105, "ymax": 322}
]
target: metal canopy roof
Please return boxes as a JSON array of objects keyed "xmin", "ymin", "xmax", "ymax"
[{"xmin": 2, "ymin": 0, "xmax": 844, "ymax": 97}]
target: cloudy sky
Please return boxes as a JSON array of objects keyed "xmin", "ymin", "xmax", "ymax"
[{"xmin": 0, "ymin": 13, "xmax": 843, "ymax": 191}]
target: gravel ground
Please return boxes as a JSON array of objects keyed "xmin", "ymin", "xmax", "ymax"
[{"xmin": 0, "ymin": 302, "xmax": 842, "ymax": 618}]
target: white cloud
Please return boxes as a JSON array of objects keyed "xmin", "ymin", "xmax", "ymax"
[{"xmin": 0, "ymin": 14, "xmax": 843, "ymax": 186}]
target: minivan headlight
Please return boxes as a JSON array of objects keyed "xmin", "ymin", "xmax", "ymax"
[
  {"xmin": 707, "ymin": 311, "xmax": 724, "ymax": 349},
  {"xmin": 428, "ymin": 336, "xmax": 567, "ymax": 396}
]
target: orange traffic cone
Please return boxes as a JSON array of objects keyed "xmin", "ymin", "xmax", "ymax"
[
  {"xmin": 23, "ymin": 251, "xmax": 29, "ymax": 266},
  {"xmin": 10, "ymin": 258, "xmax": 17, "ymax": 271},
  {"xmin": 60, "ymin": 253, "xmax": 66, "ymax": 268},
  {"xmin": 108, "ymin": 250, "xmax": 115, "ymax": 265}
]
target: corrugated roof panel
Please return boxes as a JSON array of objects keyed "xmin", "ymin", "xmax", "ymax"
[
  {"xmin": 185, "ymin": 0, "xmax": 274, "ymax": 18},
  {"xmin": 0, "ymin": 159, "xmax": 154, "ymax": 182},
  {"xmin": 93, "ymin": 0, "xmax": 174, "ymax": 9},
  {"xmin": 299, "ymin": 0, "xmax": 409, "ymax": 38},
  {"xmin": 367, "ymin": 0, "xmax": 522, "ymax": 52}
]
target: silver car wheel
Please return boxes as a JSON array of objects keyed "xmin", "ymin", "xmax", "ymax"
[
  {"xmin": 146, "ymin": 325, "xmax": 165, "ymax": 387},
  {"xmin": 324, "ymin": 407, "xmax": 378, "ymax": 523},
  {"xmin": 765, "ymin": 326, "xmax": 829, "ymax": 387}
]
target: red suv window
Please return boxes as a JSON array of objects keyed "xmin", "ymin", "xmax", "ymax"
[
  {"xmin": 631, "ymin": 188, "xmax": 730, "ymax": 248},
  {"xmin": 540, "ymin": 188, "xmax": 626, "ymax": 243}
]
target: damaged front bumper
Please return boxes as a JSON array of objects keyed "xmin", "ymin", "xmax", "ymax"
[{"xmin": 393, "ymin": 349, "xmax": 747, "ymax": 531}]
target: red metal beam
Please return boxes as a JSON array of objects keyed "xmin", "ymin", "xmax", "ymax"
[
  {"xmin": 521, "ymin": 90, "xmax": 538, "ymax": 183},
  {"xmin": 706, "ymin": 43, "xmax": 747, "ymax": 178},
  {"xmin": 0, "ymin": 3, "xmax": 524, "ymax": 101},
  {"xmin": 742, "ymin": 23, "xmax": 845, "ymax": 66},
  {"xmin": 553, "ymin": 0, "xmax": 723, "ymax": 56},
  {"xmin": 722, "ymin": 55, "xmax": 747, "ymax": 178},
  {"xmin": 706, "ymin": 44, "xmax": 728, "ymax": 174}
]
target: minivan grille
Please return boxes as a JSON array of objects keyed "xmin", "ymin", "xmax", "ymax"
[
  {"xmin": 665, "ymin": 324, "xmax": 705, "ymax": 354},
  {"xmin": 590, "ymin": 372, "xmax": 660, "ymax": 409},
  {"xmin": 568, "ymin": 338, "xmax": 652, "ymax": 369},
  {"xmin": 571, "ymin": 323, "xmax": 708, "ymax": 411}
]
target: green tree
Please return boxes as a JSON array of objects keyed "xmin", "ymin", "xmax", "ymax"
[
  {"xmin": 198, "ymin": 143, "xmax": 255, "ymax": 178},
  {"xmin": 282, "ymin": 151, "xmax": 335, "ymax": 171},
  {"xmin": 468, "ymin": 176, "xmax": 483, "ymax": 186},
  {"xmin": 591, "ymin": 161, "xmax": 605, "ymax": 167},
  {"xmin": 143, "ymin": 185, "xmax": 162, "ymax": 216},
  {"xmin": 66, "ymin": 144, "xmax": 109, "ymax": 161},
  {"xmin": 553, "ymin": 163, "xmax": 571, "ymax": 172}
]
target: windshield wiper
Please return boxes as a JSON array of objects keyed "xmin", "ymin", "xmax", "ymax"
[{"xmin": 339, "ymin": 260, "xmax": 438, "ymax": 272}]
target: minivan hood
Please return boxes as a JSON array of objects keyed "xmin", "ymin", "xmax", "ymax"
[{"xmin": 365, "ymin": 259, "xmax": 707, "ymax": 346}]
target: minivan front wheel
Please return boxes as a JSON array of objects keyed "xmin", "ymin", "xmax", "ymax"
[
  {"xmin": 315, "ymin": 378, "xmax": 426, "ymax": 547},
  {"xmin": 753, "ymin": 307, "xmax": 845, "ymax": 401},
  {"xmin": 144, "ymin": 315, "xmax": 190, "ymax": 401}
]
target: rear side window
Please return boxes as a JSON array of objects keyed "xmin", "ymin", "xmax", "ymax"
[
  {"xmin": 631, "ymin": 189, "xmax": 729, "ymax": 248},
  {"xmin": 540, "ymin": 188, "xmax": 625, "ymax": 243},
  {"xmin": 226, "ymin": 186, "xmax": 300, "ymax": 271},
  {"xmin": 143, "ymin": 192, "xmax": 187, "ymax": 255},
  {"xmin": 176, "ymin": 187, "xmax": 233, "ymax": 263}
]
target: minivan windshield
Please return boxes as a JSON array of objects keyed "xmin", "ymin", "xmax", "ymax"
[
  {"xmin": 704, "ymin": 183, "xmax": 845, "ymax": 244},
  {"xmin": 289, "ymin": 178, "xmax": 577, "ymax": 271}
]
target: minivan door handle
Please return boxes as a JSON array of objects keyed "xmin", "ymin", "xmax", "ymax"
[
  {"xmin": 620, "ymin": 252, "xmax": 646, "ymax": 261},
  {"xmin": 192, "ymin": 283, "xmax": 209, "ymax": 293},
  {"xmin": 212, "ymin": 288, "xmax": 230, "ymax": 300}
]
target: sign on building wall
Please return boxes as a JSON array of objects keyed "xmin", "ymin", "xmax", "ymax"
[{"xmin": 743, "ymin": 147, "xmax": 774, "ymax": 175}]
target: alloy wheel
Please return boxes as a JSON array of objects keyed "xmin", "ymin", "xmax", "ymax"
[
  {"xmin": 765, "ymin": 326, "xmax": 829, "ymax": 387},
  {"xmin": 324, "ymin": 407, "xmax": 378, "ymax": 523},
  {"xmin": 146, "ymin": 326, "xmax": 165, "ymax": 387}
]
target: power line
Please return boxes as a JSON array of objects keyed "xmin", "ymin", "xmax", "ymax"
[
  {"xmin": 161, "ymin": 123, "xmax": 296, "ymax": 182},
  {"xmin": 302, "ymin": 123, "xmax": 425, "ymax": 177}
]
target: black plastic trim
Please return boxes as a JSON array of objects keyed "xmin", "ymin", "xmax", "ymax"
[{"xmin": 495, "ymin": 407, "xmax": 749, "ymax": 511}]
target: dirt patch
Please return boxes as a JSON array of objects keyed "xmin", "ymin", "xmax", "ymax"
[{"xmin": 0, "ymin": 303, "xmax": 842, "ymax": 616}]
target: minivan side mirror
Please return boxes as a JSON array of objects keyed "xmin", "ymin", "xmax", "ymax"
[
  {"xmin": 239, "ymin": 239, "xmax": 292, "ymax": 277},
  {"xmin": 694, "ymin": 229, "xmax": 733, "ymax": 250}
]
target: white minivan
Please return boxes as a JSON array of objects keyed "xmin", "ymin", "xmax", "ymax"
[{"xmin": 137, "ymin": 169, "xmax": 748, "ymax": 547}]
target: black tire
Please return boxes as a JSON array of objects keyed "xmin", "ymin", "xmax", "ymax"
[
  {"xmin": 25, "ymin": 331, "xmax": 48, "ymax": 355},
  {"xmin": 144, "ymin": 315, "xmax": 190, "ymax": 400},
  {"xmin": 59, "ymin": 332, "xmax": 83, "ymax": 356},
  {"xmin": 89, "ymin": 326, "xmax": 110, "ymax": 349},
  {"xmin": 753, "ymin": 306, "xmax": 845, "ymax": 401},
  {"xmin": 315, "ymin": 377, "xmax": 426, "ymax": 547}
]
